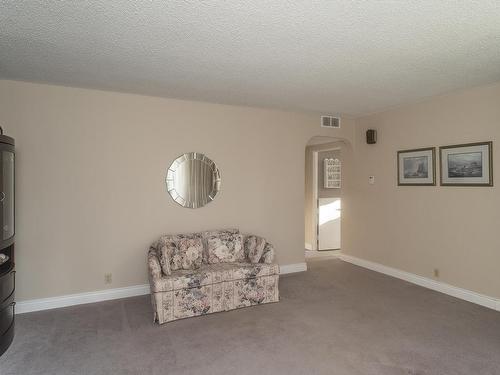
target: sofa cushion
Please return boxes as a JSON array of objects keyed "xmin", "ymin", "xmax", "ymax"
[
  {"xmin": 245, "ymin": 235, "xmax": 267, "ymax": 263},
  {"xmin": 158, "ymin": 241, "xmax": 176, "ymax": 275},
  {"xmin": 231, "ymin": 262, "xmax": 279, "ymax": 280},
  {"xmin": 201, "ymin": 228, "xmax": 239, "ymax": 238},
  {"xmin": 150, "ymin": 262, "xmax": 279, "ymax": 292},
  {"xmin": 261, "ymin": 243, "xmax": 275, "ymax": 264},
  {"xmin": 156, "ymin": 233, "xmax": 203, "ymax": 273},
  {"xmin": 150, "ymin": 268, "xmax": 211, "ymax": 292},
  {"xmin": 178, "ymin": 237, "xmax": 203, "ymax": 270},
  {"xmin": 201, "ymin": 228, "xmax": 241, "ymax": 262},
  {"xmin": 157, "ymin": 232, "xmax": 202, "ymax": 250},
  {"xmin": 206, "ymin": 233, "xmax": 244, "ymax": 264},
  {"xmin": 204, "ymin": 262, "xmax": 279, "ymax": 282}
]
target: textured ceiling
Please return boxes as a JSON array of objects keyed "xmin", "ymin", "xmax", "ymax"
[{"xmin": 1, "ymin": 1, "xmax": 500, "ymax": 116}]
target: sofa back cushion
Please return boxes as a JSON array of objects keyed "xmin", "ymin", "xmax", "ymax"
[
  {"xmin": 201, "ymin": 228, "xmax": 239, "ymax": 238},
  {"xmin": 260, "ymin": 243, "xmax": 275, "ymax": 264},
  {"xmin": 206, "ymin": 233, "xmax": 244, "ymax": 264},
  {"xmin": 178, "ymin": 237, "xmax": 203, "ymax": 270},
  {"xmin": 158, "ymin": 240, "xmax": 176, "ymax": 275},
  {"xmin": 157, "ymin": 233, "xmax": 203, "ymax": 274},
  {"xmin": 245, "ymin": 235, "xmax": 267, "ymax": 263},
  {"xmin": 202, "ymin": 228, "xmax": 242, "ymax": 263}
]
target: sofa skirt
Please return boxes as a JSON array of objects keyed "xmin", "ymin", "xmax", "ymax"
[{"xmin": 151, "ymin": 275, "xmax": 279, "ymax": 324}]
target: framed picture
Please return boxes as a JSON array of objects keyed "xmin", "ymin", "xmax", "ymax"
[
  {"xmin": 397, "ymin": 147, "xmax": 436, "ymax": 186},
  {"xmin": 439, "ymin": 141, "xmax": 493, "ymax": 186}
]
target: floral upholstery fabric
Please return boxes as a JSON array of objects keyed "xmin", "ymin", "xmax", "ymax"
[
  {"xmin": 260, "ymin": 243, "xmax": 275, "ymax": 264},
  {"xmin": 245, "ymin": 235, "xmax": 267, "ymax": 263},
  {"xmin": 235, "ymin": 277, "xmax": 270, "ymax": 307},
  {"xmin": 158, "ymin": 242, "xmax": 176, "ymax": 275},
  {"xmin": 151, "ymin": 268, "xmax": 212, "ymax": 292},
  {"xmin": 202, "ymin": 229, "xmax": 243, "ymax": 263},
  {"xmin": 155, "ymin": 232, "xmax": 202, "ymax": 250},
  {"xmin": 231, "ymin": 262, "xmax": 279, "ymax": 279},
  {"xmin": 153, "ymin": 233, "xmax": 203, "ymax": 274},
  {"xmin": 150, "ymin": 276, "xmax": 279, "ymax": 323},
  {"xmin": 148, "ymin": 229, "xmax": 279, "ymax": 324},
  {"xmin": 201, "ymin": 228, "xmax": 239, "ymax": 238},
  {"xmin": 150, "ymin": 262, "xmax": 279, "ymax": 293},
  {"xmin": 178, "ymin": 237, "xmax": 203, "ymax": 270},
  {"xmin": 173, "ymin": 286, "xmax": 212, "ymax": 318},
  {"xmin": 206, "ymin": 233, "xmax": 244, "ymax": 264},
  {"xmin": 148, "ymin": 247, "xmax": 162, "ymax": 280}
]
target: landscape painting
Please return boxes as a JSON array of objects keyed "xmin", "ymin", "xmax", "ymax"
[
  {"xmin": 440, "ymin": 142, "xmax": 493, "ymax": 186},
  {"xmin": 447, "ymin": 152, "xmax": 482, "ymax": 177},
  {"xmin": 398, "ymin": 147, "xmax": 435, "ymax": 186},
  {"xmin": 403, "ymin": 156, "xmax": 429, "ymax": 179}
]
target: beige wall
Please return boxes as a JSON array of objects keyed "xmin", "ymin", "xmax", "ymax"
[
  {"xmin": 0, "ymin": 80, "xmax": 355, "ymax": 301},
  {"xmin": 344, "ymin": 82, "xmax": 500, "ymax": 298},
  {"xmin": 5, "ymin": 77, "xmax": 496, "ymax": 303}
]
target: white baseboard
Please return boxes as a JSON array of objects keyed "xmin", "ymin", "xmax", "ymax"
[
  {"xmin": 305, "ymin": 243, "xmax": 313, "ymax": 251},
  {"xmin": 16, "ymin": 284, "xmax": 150, "ymax": 314},
  {"xmin": 338, "ymin": 253, "xmax": 500, "ymax": 312},
  {"xmin": 16, "ymin": 262, "xmax": 307, "ymax": 314},
  {"xmin": 280, "ymin": 262, "xmax": 307, "ymax": 274}
]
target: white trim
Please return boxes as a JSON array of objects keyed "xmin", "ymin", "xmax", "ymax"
[
  {"xmin": 16, "ymin": 284, "xmax": 150, "ymax": 314},
  {"xmin": 305, "ymin": 242, "xmax": 313, "ymax": 251},
  {"xmin": 16, "ymin": 262, "xmax": 308, "ymax": 314},
  {"xmin": 280, "ymin": 262, "xmax": 307, "ymax": 274},
  {"xmin": 338, "ymin": 253, "xmax": 500, "ymax": 312},
  {"xmin": 311, "ymin": 151, "xmax": 318, "ymax": 250},
  {"xmin": 311, "ymin": 146, "xmax": 342, "ymax": 251}
]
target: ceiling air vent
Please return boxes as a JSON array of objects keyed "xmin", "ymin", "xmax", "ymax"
[{"xmin": 321, "ymin": 116, "xmax": 340, "ymax": 129}]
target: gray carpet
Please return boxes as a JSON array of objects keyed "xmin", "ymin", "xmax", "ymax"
[{"xmin": 1, "ymin": 258, "xmax": 499, "ymax": 375}]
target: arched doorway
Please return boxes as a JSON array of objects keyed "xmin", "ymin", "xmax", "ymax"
[{"xmin": 305, "ymin": 136, "xmax": 348, "ymax": 258}]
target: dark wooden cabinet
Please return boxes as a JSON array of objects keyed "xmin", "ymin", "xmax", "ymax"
[
  {"xmin": 0, "ymin": 262, "xmax": 15, "ymax": 355},
  {"xmin": 0, "ymin": 132, "xmax": 15, "ymax": 357}
]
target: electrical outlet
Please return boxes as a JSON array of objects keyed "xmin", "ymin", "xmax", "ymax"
[
  {"xmin": 433, "ymin": 268, "xmax": 440, "ymax": 278},
  {"xmin": 104, "ymin": 273, "xmax": 112, "ymax": 284}
]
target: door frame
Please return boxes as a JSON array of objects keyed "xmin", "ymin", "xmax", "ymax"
[{"xmin": 311, "ymin": 146, "xmax": 341, "ymax": 251}]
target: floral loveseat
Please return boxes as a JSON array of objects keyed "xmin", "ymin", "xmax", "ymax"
[{"xmin": 147, "ymin": 229, "xmax": 279, "ymax": 324}]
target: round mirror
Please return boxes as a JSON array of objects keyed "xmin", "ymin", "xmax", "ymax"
[{"xmin": 166, "ymin": 152, "xmax": 221, "ymax": 208}]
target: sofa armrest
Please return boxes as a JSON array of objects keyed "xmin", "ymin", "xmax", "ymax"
[{"xmin": 148, "ymin": 247, "xmax": 163, "ymax": 280}]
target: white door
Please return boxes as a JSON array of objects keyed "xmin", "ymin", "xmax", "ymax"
[{"xmin": 318, "ymin": 197, "xmax": 341, "ymax": 250}]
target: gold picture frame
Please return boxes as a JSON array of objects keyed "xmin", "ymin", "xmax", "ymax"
[
  {"xmin": 439, "ymin": 141, "xmax": 493, "ymax": 186},
  {"xmin": 397, "ymin": 147, "xmax": 436, "ymax": 186}
]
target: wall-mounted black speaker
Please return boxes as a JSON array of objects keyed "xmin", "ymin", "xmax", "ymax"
[{"xmin": 366, "ymin": 129, "xmax": 377, "ymax": 144}]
